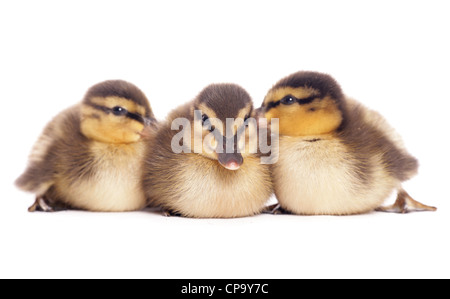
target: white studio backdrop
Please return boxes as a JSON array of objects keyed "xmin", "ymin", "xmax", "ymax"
[{"xmin": 0, "ymin": 0, "xmax": 449, "ymax": 278}]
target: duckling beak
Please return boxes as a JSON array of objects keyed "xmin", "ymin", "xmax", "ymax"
[
  {"xmin": 216, "ymin": 129, "xmax": 244, "ymax": 170},
  {"xmin": 139, "ymin": 117, "xmax": 158, "ymax": 139},
  {"xmin": 254, "ymin": 107, "xmax": 270, "ymax": 129},
  {"xmin": 144, "ymin": 117, "xmax": 157, "ymax": 127},
  {"xmin": 218, "ymin": 152, "xmax": 243, "ymax": 171},
  {"xmin": 254, "ymin": 107, "xmax": 263, "ymax": 119}
]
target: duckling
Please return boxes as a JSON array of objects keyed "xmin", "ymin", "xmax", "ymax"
[
  {"xmin": 143, "ymin": 83, "xmax": 272, "ymax": 218},
  {"xmin": 15, "ymin": 80, "xmax": 156, "ymax": 212},
  {"xmin": 260, "ymin": 71, "xmax": 436, "ymax": 215}
]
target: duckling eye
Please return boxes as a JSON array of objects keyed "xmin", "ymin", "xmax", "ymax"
[
  {"xmin": 112, "ymin": 106, "xmax": 128, "ymax": 116},
  {"xmin": 202, "ymin": 114, "xmax": 209, "ymax": 125},
  {"xmin": 281, "ymin": 96, "xmax": 296, "ymax": 105},
  {"xmin": 201, "ymin": 114, "xmax": 215, "ymax": 132},
  {"xmin": 244, "ymin": 114, "xmax": 250, "ymax": 126}
]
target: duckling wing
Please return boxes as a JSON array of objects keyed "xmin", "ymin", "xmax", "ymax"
[
  {"xmin": 340, "ymin": 99, "xmax": 418, "ymax": 182},
  {"xmin": 15, "ymin": 105, "xmax": 83, "ymax": 195}
]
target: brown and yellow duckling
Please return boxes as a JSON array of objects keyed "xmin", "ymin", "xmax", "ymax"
[
  {"xmin": 260, "ymin": 71, "xmax": 436, "ymax": 215},
  {"xmin": 16, "ymin": 80, "xmax": 156, "ymax": 212},
  {"xmin": 143, "ymin": 83, "xmax": 272, "ymax": 218}
]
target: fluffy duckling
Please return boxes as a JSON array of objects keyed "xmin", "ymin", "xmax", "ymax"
[
  {"xmin": 16, "ymin": 80, "xmax": 156, "ymax": 212},
  {"xmin": 260, "ymin": 71, "xmax": 436, "ymax": 215},
  {"xmin": 143, "ymin": 83, "xmax": 272, "ymax": 218}
]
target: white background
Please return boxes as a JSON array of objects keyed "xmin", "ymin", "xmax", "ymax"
[{"xmin": 1, "ymin": 0, "xmax": 449, "ymax": 278}]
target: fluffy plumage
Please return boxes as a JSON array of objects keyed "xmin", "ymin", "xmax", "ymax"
[
  {"xmin": 261, "ymin": 71, "xmax": 436, "ymax": 215},
  {"xmin": 16, "ymin": 80, "xmax": 155, "ymax": 212},
  {"xmin": 143, "ymin": 83, "xmax": 272, "ymax": 218}
]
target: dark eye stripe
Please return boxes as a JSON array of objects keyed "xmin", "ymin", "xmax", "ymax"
[
  {"xmin": 87, "ymin": 102, "xmax": 111, "ymax": 114},
  {"xmin": 265, "ymin": 95, "xmax": 317, "ymax": 111},
  {"xmin": 86, "ymin": 102, "xmax": 145, "ymax": 124},
  {"xmin": 125, "ymin": 111, "xmax": 145, "ymax": 124},
  {"xmin": 266, "ymin": 100, "xmax": 282, "ymax": 110},
  {"xmin": 298, "ymin": 96, "xmax": 316, "ymax": 104}
]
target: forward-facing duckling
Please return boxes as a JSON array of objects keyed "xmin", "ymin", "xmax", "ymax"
[
  {"xmin": 16, "ymin": 80, "xmax": 156, "ymax": 212},
  {"xmin": 260, "ymin": 71, "xmax": 436, "ymax": 215},
  {"xmin": 143, "ymin": 83, "xmax": 273, "ymax": 218}
]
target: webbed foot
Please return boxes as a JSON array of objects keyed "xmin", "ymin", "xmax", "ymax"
[
  {"xmin": 28, "ymin": 196, "xmax": 55, "ymax": 212},
  {"xmin": 162, "ymin": 209, "xmax": 182, "ymax": 217},
  {"xmin": 262, "ymin": 204, "xmax": 291, "ymax": 215},
  {"xmin": 376, "ymin": 189, "xmax": 437, "ymax": 213}
]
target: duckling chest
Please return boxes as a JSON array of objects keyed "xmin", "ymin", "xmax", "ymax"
[
  {"xmin": 176, "ymin": 156, "xmax": 271, "ymax": 217},
  {"xmin": 274, "ymin": 137, "xmax": 363, "ymax": 212},
  {"xmin": 64, "ymin": 142, "xmax": 146, "ymax": 211}
]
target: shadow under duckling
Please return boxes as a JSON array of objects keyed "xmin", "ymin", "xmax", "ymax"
[
  {"xmin": 16, "ymin": 80, "xmax": 157, "ymax": 212},
  {"xmin": 260, "ymin": 71, "xmax": 436, "ymax": 215},
  {"xmin": 143, "ymin": 83, "xmax": 273, "ymax": 218}
]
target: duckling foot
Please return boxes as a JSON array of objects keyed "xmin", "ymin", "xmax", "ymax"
[
  {"xmin": 376, "ymin": 189, "xmax": 437, "ymax": 213},
  {"xmin": 162, "ymin": 209, "xmax": 182, "ymax": 217},
  {"xmin": 28, "ymin": 196, "xmax": 54, "ymax": 212},
  {"xmin": 262, "ymin": 204, "xmax": 291, "ymax": 215}
]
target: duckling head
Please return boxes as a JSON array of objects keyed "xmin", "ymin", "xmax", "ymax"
[
  {"xmin": 261, "ymin": 71, "xmax": 345, "ymax": 137},
  {"xmin": 191, "ymin": 83, "xmax": 255, "ymax": 170},
  {"xmin": 80, "ymin": 80, "xmax": 156, "ymax": 144}
]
